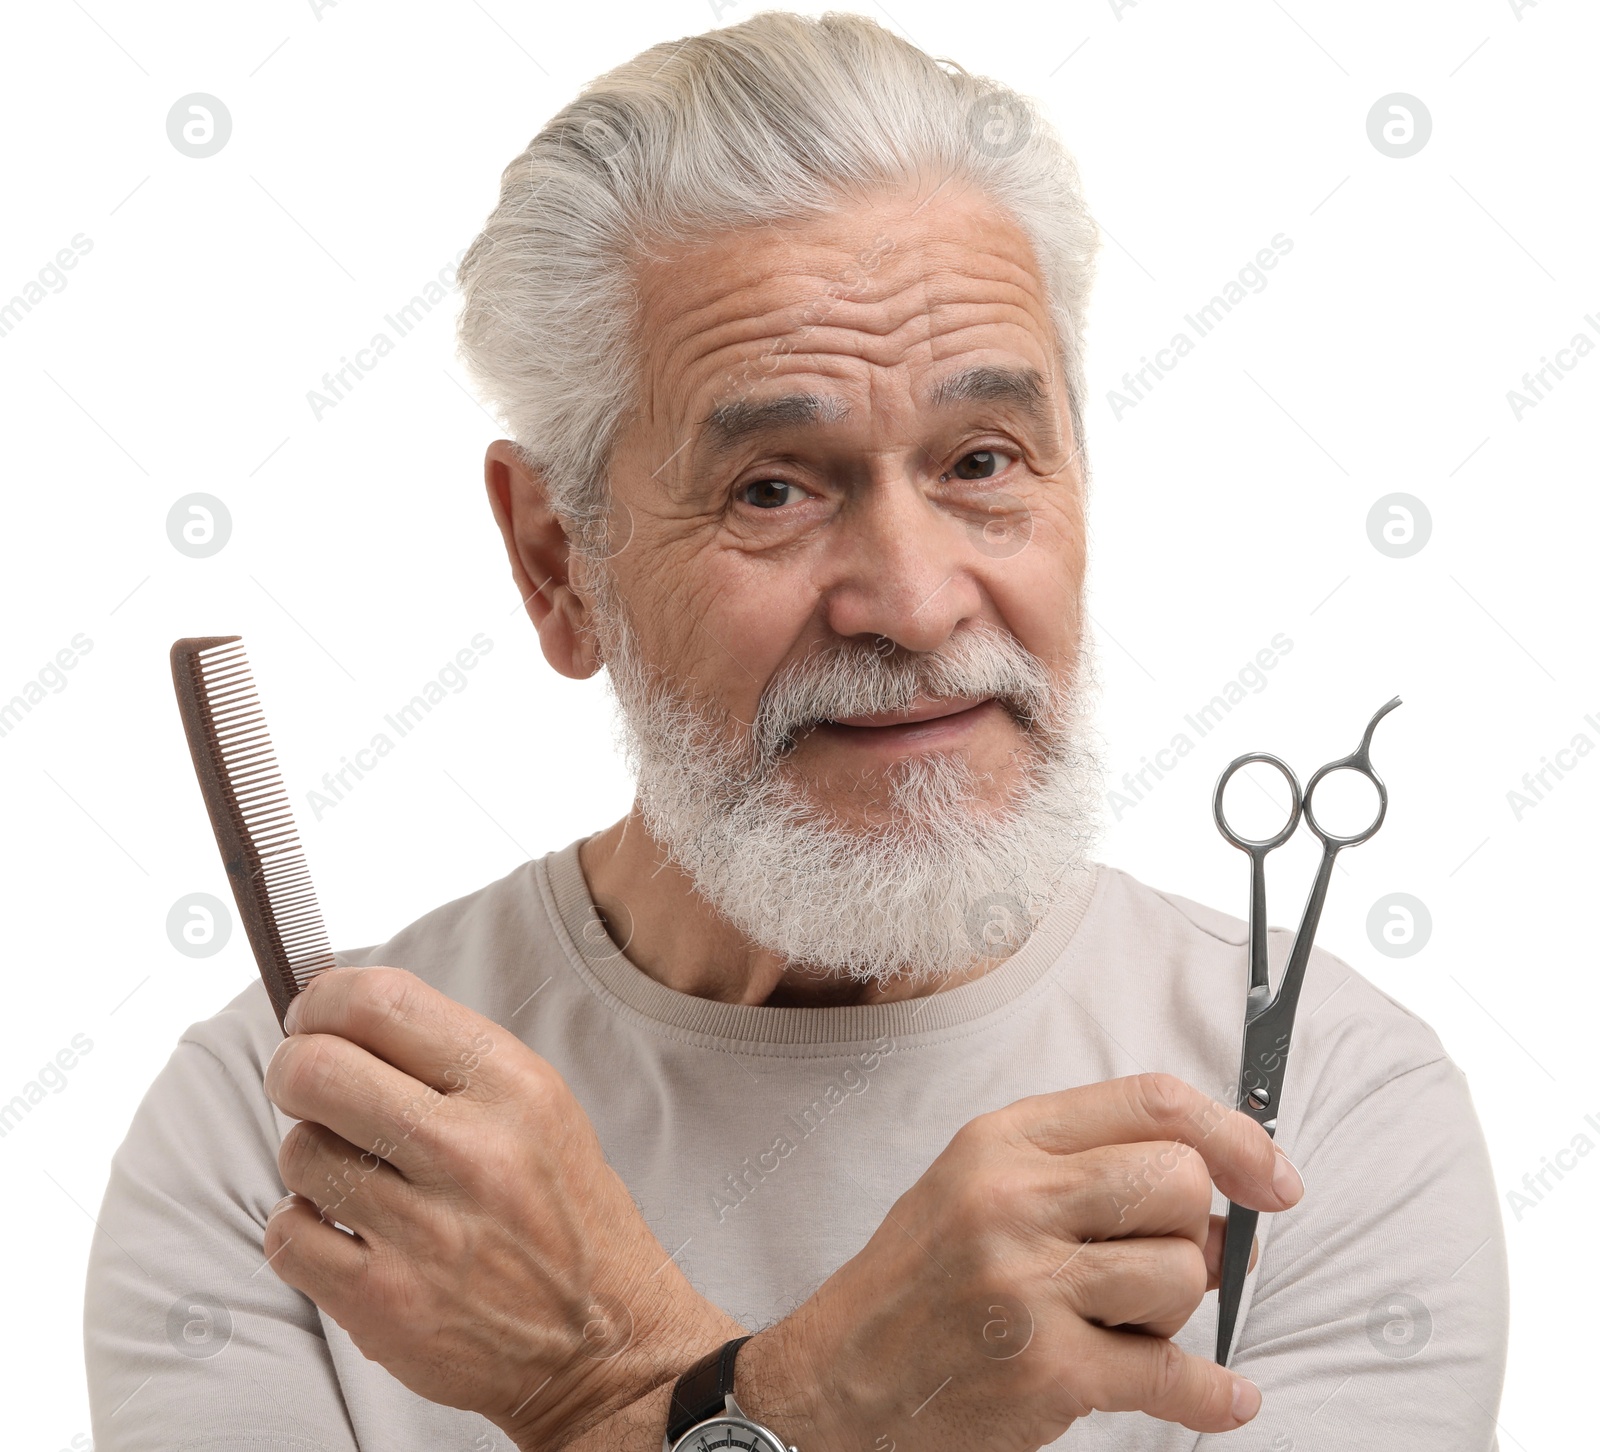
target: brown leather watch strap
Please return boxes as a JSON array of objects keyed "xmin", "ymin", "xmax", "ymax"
[{"xmin": 665, "ymin": 1335, "xmax": 753, "ymax": 1446}]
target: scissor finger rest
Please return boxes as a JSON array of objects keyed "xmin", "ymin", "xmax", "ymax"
[{"xmin": 1300, "ymin": 696, "xmax": 1401, "ymax": 848}]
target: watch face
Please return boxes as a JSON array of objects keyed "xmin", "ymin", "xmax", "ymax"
[{"xmin": 676, "ymin": 1417, "xmax": 788, "ymax": 1452}]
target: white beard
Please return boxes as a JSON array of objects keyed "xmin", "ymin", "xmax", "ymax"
[{"xmin": 586, "ymin": 565, "xmax": 1104, "ymax": 984}]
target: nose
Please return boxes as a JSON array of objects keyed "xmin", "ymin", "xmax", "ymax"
[{"xmin": 818, "ymin": 472, "xmax": 987, "ymax": 653}]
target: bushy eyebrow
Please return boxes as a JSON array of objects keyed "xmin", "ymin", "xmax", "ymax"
[
  {"xmin": 694, "ymin": 363, "xmax": 1059, "ymax": 462},
  {"xmin": 700, "ymin": 392, "xmax": 853, "ymax": 455},
  {"xmin": 925, "ymin": 363, "xmax": 1049, "ymax": 414}
]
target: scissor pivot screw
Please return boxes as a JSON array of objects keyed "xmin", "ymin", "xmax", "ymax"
[{"xmin": 1248, "ymin": 1089, "xmax": 1271, "ymax": 1110}]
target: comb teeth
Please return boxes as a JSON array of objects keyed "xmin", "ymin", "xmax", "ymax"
[{"xmin": 171, "ymin": 636, "xmax": 335, "ymax": 1032}]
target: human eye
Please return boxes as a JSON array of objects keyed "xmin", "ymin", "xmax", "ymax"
[
  {"xmin": 738, "ymin": 478, "xmax": 809, "ymax": 509},
  {"xmin": 944, "ymin": 448, "xmax": 1017, "ymax": 482}
]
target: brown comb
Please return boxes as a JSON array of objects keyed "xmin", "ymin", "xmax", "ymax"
[{"xmin": 170, "ymin": 636, "xmax": 336, "ymax": 1033}]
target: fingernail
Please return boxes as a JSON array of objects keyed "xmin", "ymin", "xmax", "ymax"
[
  {"xmin": 284, "ymin": 992, "xmax": 306, "ymax": 1034},
  {"xmin": 269, "ymin": 1194, "xmax": 297, "ymax": 1217},
  {"xmin": 1272, "ymin": 1149, "xmax": 1304, "ymax": 1203},
  {"xmin": 1231, "ymin": 1375, "xmax": 1261, "ymax": 1423},
  {"xmin": 263, "ymin": 1038, "xmax": 291, "ymax": 1097}
]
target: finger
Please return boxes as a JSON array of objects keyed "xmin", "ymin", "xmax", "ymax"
[
  {"xmin": 1203, "ymin": 1214, "xmax": 1259, "ymax": 1289},
  {"xmin": 265, "ymin": 1026, "xmax": 458, "ymax": 1184},
  {"xmin": 263, "ymin": 1191, "xmax": 370, "ymax": 1312},
  {"xmin": 1057, "ymin": 1235, "xmax": 1208, "ymax": 1340},
  {"xmin": 1047, "ymin": 1140, "xmax": 1215, "ymax": 1248},
  {"xmin": 1068, "ymin": 1324, "xmax": 1261, "ymax": 1433},
  {"xmin": 277, "ymin": 1117, "xmax": 416, "ymax": 1237},
  {"xmin": 283, "ymin": 966, "xmax": 511, "ymax": 1102},
  {"xmin": 1001, "ymin": 1072, "xmax": 1303, "ymax": 1213}
]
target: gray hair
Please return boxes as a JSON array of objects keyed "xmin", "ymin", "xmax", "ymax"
[{"xmin": 454, "ymin": 9, "xmax": 1100, "ymax": 547}]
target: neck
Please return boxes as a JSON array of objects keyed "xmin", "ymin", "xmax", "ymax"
[{"xmin": 576, "ymin": 807, "xmax": 1005, "ymax": 1008}]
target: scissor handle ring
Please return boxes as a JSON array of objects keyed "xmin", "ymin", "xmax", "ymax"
[
  {"xmin": 1302, "ymin": 757, "xmax": 1389, "ymax": 848},
  {"xmin": 1212, "ymin": 752, "xmax": 1302, "ymax": 853}
]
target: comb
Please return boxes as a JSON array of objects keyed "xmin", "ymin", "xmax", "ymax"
[{"xmin": 170, "ymin": 636, "xmax": 336, "ymax": 1033}]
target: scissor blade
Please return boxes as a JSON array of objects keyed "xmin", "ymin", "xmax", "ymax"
[{"xmin": 1215, "ymin": 1199, "xmax": 1259, "ymax": 1366}]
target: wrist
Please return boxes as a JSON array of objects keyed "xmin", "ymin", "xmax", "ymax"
[
  {"xmin": 731, "ymin": 1305, "xmax": 847, "ymax": 1452},
  {"xmin": 496, "ymin": 1273, "xmax": 746, "ymax": 1452}
]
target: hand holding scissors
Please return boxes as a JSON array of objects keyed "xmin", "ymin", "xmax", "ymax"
[{"xmin": 1210, "ymin": 696, "xmax": 1402, "ymax": 1366}]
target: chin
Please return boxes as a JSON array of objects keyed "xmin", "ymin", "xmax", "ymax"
[
  {"xmin": 784, "ymin": 748, "xmax": 1035, "ymax": 829},
  {"xmin": 790, "ymin": 764, "xmax": 1036, "ymax": 831},
  {"xmin": 646, "ymin": 745, "xmax": 1103, "ymax": 983}
]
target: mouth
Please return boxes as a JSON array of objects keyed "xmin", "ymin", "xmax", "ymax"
[
  {"xmin": 823, "ymin": 695, "xmax": 994, "ymax": 729},
  {"xmin": 807, "ymin": 695, "xmax": 1002, "ymax": 750}
]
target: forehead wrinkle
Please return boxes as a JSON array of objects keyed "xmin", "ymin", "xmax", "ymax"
[
  {"xmin": 651, "ymin": 247, "xmax": 1048, "ymax": 407},
  {"xmin": 681, "ymin": 296, "xmax": 1055, "ymax": 442},
  {"xmin": 639, "ymin": 241, "xmax": 1065, "ymax": 494},
  {"xmin": 632, "ymin": 266, "xmax": 832, "ymax": 425}
]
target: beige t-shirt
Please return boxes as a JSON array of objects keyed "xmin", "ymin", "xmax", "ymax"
[{"xmin": 83, "ymin": 841, "xmax": 1509, "ymax": 1450}]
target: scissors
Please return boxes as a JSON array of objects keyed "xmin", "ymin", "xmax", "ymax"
[{"xmin": 1210, "ymin": 696, "xmax": 1402, "ymax": 1366}]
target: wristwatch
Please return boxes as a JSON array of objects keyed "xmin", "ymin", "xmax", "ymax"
[{"xmin": 662, "ymin": 1335, "xmax": 798, "ymax": 1452}]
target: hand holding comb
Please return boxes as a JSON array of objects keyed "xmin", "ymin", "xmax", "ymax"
[{"xmin": 171, "ymin": 636, "xmax": 336, "ymax": 1033}]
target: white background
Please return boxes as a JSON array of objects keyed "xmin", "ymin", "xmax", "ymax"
[{"xmin": 1, "ymin": 1, "xmax": 1594, "ymax": 1448}]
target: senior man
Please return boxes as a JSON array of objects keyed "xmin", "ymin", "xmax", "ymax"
[{"xmin": 85, "ymin": 12, "xmax": 1508, "ymax": 1452}]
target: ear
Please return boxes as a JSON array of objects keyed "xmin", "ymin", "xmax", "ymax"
[{"xmin": 483, "ymin": 440, "xmax": 603, "ymax": 679}]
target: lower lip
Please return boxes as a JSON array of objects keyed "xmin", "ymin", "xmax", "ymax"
[{"xmin": 810, "ymin": 699, "xmax": 1002, "ymax": 751}]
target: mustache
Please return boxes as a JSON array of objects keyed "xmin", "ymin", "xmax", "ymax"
[{"xmin": 750, "ymin": 622, "xmax": 1056, "ymax": 764}]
